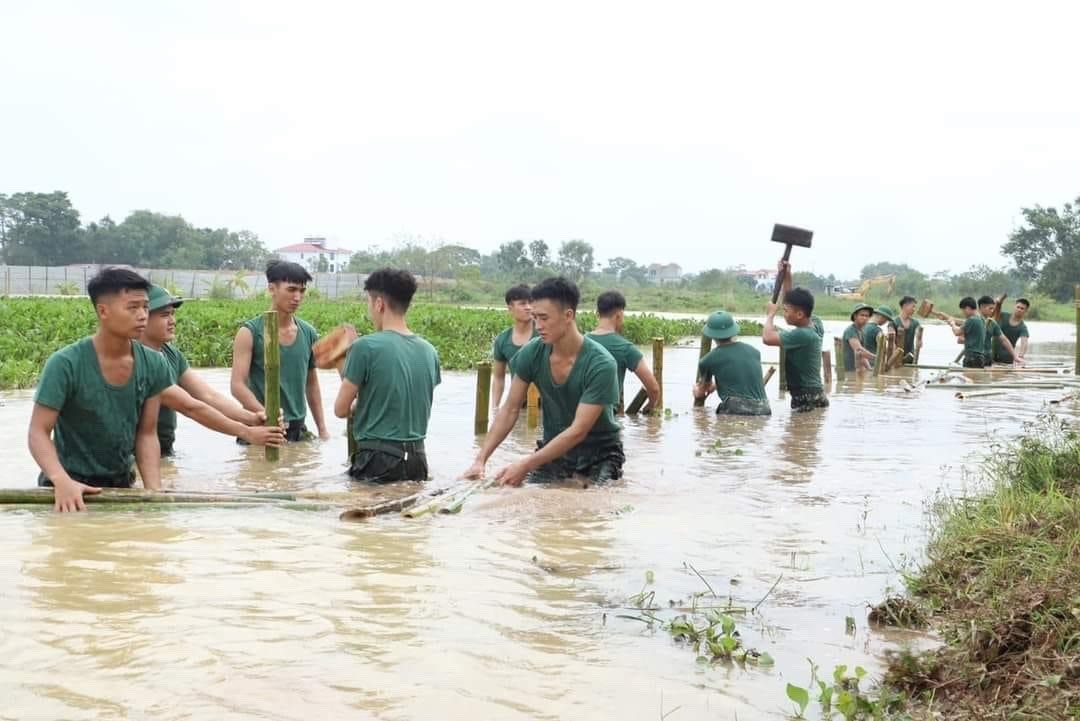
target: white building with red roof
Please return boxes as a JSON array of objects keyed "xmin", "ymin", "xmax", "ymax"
[{"xmin": 273, "ymin": 236, "xmax": 353, "ymax": 273}]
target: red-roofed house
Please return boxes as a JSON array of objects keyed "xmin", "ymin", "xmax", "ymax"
[{"xmin": 273, "ymin": 237, "xmax": 353, "ymax": 273}]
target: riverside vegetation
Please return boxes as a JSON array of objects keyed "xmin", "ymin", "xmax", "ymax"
[{"xmin": 0, "ymin": 297, "xmax": 749, "ymax": 390}]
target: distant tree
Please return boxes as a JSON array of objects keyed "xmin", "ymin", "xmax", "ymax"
[
  {"xmin": 528, "ymin": 239, "xmax": 551, "ymax": 268},
  {"xmin": 1001, "ymin": 196, "xmax": 1080, "ymax": 301},
  {"xmin": 556, "ymin": 239, "xmax": 595, "ymax": 280},
  {"xmin": 495, "ymin": 240, "xmax": 534, "ymax": 276},
  {"xmin": 0, "ymin": 191, "xmax": 85, "ymax": 265}
]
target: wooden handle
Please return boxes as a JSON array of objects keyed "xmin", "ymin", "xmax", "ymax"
[{"xmin": 770, "ymin": 245, "xmax": 793, "ymax": 304}]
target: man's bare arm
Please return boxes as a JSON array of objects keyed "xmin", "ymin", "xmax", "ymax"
[
  {"xmin": 230, "ymin": 327, "xmax": 264, "ymax": 414},
  {"xmin": 134, "ymin": 396, "xmax": 163, "ymax": 490}
]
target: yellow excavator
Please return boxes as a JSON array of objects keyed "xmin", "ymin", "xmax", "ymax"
[{"xmin": 835, "ymin": 274, "xmax": 895, "ymax": 301}]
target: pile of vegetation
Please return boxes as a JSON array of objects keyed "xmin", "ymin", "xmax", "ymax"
[
  {"xmin": 883, "ymin": 413, "xmax": 1080, "ymax": 719},
  {"xmin": 0, "ymin": 297, "xmax": 746, "ymax": 389}
]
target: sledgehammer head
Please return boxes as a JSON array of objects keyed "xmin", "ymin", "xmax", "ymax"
[{"xmin": 771, "ymin": 224, "xmax": 814, "ymax": 248}]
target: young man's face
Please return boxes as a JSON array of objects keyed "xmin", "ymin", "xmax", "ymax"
[
  {"xmin": 508, "ymin": 298, "xmax": 532, "ymax": 324},
  {"xmin": 853, "ymin": 309, "xmax": 871, "ymax": 327},
  {"xmin": 962, "ymin": 306, "xmax": 977, "ymax": 317},
  {"xmin": 900, "ymin": 302, "xmax": 915, "ymax": 317},
  {"xmin": 531, "ymin": 298, "xmax": 574, "ymax": 345},
  {"xmin": 144, "ymin": 306, "xmax": 177, "ymax": 345},
  {"xmin": 872, "ymin": 314, "xmax": 889, "ymax": 326},
  {"xmin": 366, "ymin": 292, "xmax": 386, "ymax": 331},
  {"xmin": 781, "ymin": 303, "xmax": 804, "ymax": 326},
  {"xmin": 269, "ymin": 281, "xmax": 306, "ymax": 314},
  {"xmin": 1013, "ymin": 302, "xmax": 1029, "ymax": 320},
  {"xmin": 98, "ymin": 289, "xmax": 150, "ymax": 339},
  {"xmin": 979, "ymin": 304, "xmax": 995, "ymax": 318}
]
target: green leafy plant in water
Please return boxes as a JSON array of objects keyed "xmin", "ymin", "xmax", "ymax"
[{"xmin": 784, "ymin": 658, "xmax": 901, "ymax": 720}]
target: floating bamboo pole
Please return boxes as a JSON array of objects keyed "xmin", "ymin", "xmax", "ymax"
[
  {"xmin": 913, "ymin": 326, "xmax": 925, "ymax": 365},
  {"xmin": 263, "ymin": 311, "xmax": 281, "ymax": 463},
  {"xmin": 652, "ymin": 337, "xmax": 664, "ymax": 415},
  {"xmin": 526, "ymin": 383, "xmax": 540, "ymax": 427},
  {"xmin": 693, "ymin": 335, "xmax": 711, "ymax": 408},
  {"xmin": 474, "ymin": 361, "xmax": 492, "ymax": 435},
  {"xmin": 873, "ymin": 331, "xmax": 886, "ymax": 377},
  {"xmin": 833, "ymin": 337, "xmax": 846, "ymax": 382},
  {"xmin": 925, "ymin": 382, "xmax": 1065, "ymax": 390},
  {"xmin": 822, "ymin": 350, "xmax": 832, "ymax": 384}
]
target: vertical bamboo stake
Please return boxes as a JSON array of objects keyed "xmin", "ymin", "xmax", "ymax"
[
  {"xmin": 346, "ymin": 415, "xmax": 357, "ymax": 463},
  {"xmin": 526, "ymin": 384, "xmax": 540, "ymax": 427},
  {"xmin": 833, "ymin": 337, "xmax": 846, "ymax": 381},
  {"xmin": 1075, "ymin": 285, "xmax": 1079, "ymax": 373},
  {"xmin": 822, "ymin": 350, "xmax": 832, "ymax": 384},
  {"xmin": 652, "ymin": 338, "xmax": 663, "ymax": 415},
  {"xmin": 873, "ymin": 331, "xmax": 886, "ymax": 376},
  {"xmin": 914, "ymin": 326, "xmax": 924, "ymax": 365},
  {"xmin": 474, "ymin": 362, "xmax": 492, "ymax": 434},
  {"xmin": 895, "ymin": 327, "xmax": 907, "ymax": 365},
  {"xmin": 778, "ymin": 346, "xmax": 787, "ymax": 392},
  {"xmin": 693, "ymin": 334, "xmax": 711, "ymax": 407},
  {"xmin": 263, "ymin": 311, "xmax": 280, "ymax": 462}
]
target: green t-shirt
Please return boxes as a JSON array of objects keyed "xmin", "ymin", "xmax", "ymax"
[
  {"xmin": 961, "ymin": 315, "xmax": 986, "ymax": 362},
  {"xmin": 779, "ymin": 325, "xmax": 823, "ymax": 391},
  {"xmin": 585, "ymin": 331, "xmax": 644, "ymax": 391},
  {"xmin": 982, "ymin": 318, "xmax": 1002, "ymax": 360},
  {"xmin": 492, "ymin": 327, "xmax": 538, "ymax": 375},
  {"xmin": 863, "ymin": 323, "xmax": 885, "ymax": 356},
  {"xmin": 242, "ymin": 316, "xmax": 318, "ymax": 423},
  {"xmin": 811, "ymin": 315, "xmax": 825, "ymax": 339},
  {"xmin": 698, "ymin": 342, "xmax": 767, "ymax": 402},
  {"xmin": 156, "ymin": 343, "xmax": 190, "ymax": 451},
  {"xmin": 841, "ymin": 323, "xmax": 865, "ymax": 371},
  {"xmin": 343, "ymin": 331, "xmax": 441, "ymax": 443},
  {"xmin": 510, "ymin": 337, "xmax": 622, "ymax": 446},
  {"xmin": 893, "ymin": 316, "xmax": 921, "ymax": 355},
  {"xmin": 34, "ymin": 337, "xmax": 173, "ymax": 478},
  {"xmin": 994, "ymin": 312, "xmax": 1029, "ymax": 363}
]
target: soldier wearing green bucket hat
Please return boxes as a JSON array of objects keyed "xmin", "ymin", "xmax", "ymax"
[
  {"xmin": 140, "ymin": 285, "xmax": 286, "ymax": 455},
  {"xmin": 693, "ymin": 311, "xmax": 771, "ymax": 416},
  {"xmin": 863, "ymin": 305, "xmax": 896, "ymax": 361},
  {"xmin": 841, "ymin": 303, "xmax": 876, "ymax": 372}
]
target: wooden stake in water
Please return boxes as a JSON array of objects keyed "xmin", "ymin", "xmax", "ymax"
[
  {"xmin": 895, "ymin": 326, "xmax": 907, "ymax": 366},
  {"xmin": 263, "ymin": 311, "xmax": 281, "ymax": 462},
  {"xmin": 652, "ymin": 337, "xmax": 664, "ymax": 415},
  {"xmin": 474, "ymin": 362, "xmax": 491, "ymax": 435},
  {"xmin": 693, "ymin": 334, "xmax": 711, "ymax": 408},
  {"xmin": 914, "ymin": 326, "xmax": 925, "ymax": 365},
  {"xmin": 778, "ymin": 345, "xmax": 787, "ymax": 392},
  {"xmin": 526, "ymin": 383, "xmax": 540, "ymax": 428},
  {"xmin": 822, "ymin": 350, "xmax": 832, "ymax": 384},
  {"xmin": 833, "ymin": 336, "xmax": 846, "ymax": 382},
  {"xmin": 873, "ymin": 331, "xmax": 886, "ymax": 377}
]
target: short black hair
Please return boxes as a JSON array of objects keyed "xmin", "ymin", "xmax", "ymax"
[
  {"xmin": 977, "ymin": 295, "xmax": 995, "ymax": 307},
  {"xmin": 899, "ymin": 295, "xmax": 916, "ymax": 308},
  {"xmin": 596, "ymin": 290, "xmax": 626, "ymax": 316},
  {"xmin": 530, "ymin": 276, "xmax": 580, "ymax": 312},
  {"xmin": 504, "ymin": 284, "xmax": 531, "ymax": 305},
  {"xmin": 783, "ymin": 287, "xmax": 815, "ymax": 316},
  {"xmin": 364, "ymin": 267, "xmax": 417, "ymax": 313},
  {"xmin": 1016, "ymin": 298, "xmax": 1030, "ymax": 308},
  {"xmin": 87, "ymin": 267, "xmax": 150, "ymax": 306},
  {"xmin": 959, "ymin": 297, "xmax": 977, "ymax": 310},
  {"xmin": 266, "ymin": 259, "xmax": 312, "ymax": 285}
]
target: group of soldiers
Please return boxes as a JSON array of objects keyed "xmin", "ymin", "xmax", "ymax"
[{"xmin": 34, "ymin": 258, "xmax": 1024, "ymax": 512}]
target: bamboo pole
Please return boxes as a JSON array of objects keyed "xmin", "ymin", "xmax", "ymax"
[
  {"xmin": 1075, "ymin": 284, "xmax": 1079, "ymax": 373},
  {"xmin": 474, "ymin": 361, "xmax": 492, "ymax": 435},
  {"xmin": 625, "ymin": 388, "xmax": 648, "ymax": 415},
  {"xmin": 895, "ymin": 327, "xmax": 907, "ymax": 366},
  {"xmin": 693, "ymin": 335, "xmax": 711, "ymax": 408},
  {"xmin": 778, "ymin": 346, "xmax": 787, "ymax": 392},
  {"xmin": 526, "ymin": 383, "xmax": 540, "ymax": 427},
  {"xmin": 822, "ymin": 350, "xmax": 832, "ymax": 384},
  {"xmin": 652, "ymin": 337, "xmax": 664, "ymax": 415},
  {"xmin": 873, "ymin": 331, "xmax": 886, "ymax": 377},
  {"xmin": 833, "ymin": 337, "xmax": 846, "ymax": 382},
  {"xmin": 925, "ymin": 382, "xmax": 1066, "ymax": 390},
  {"xmin": 762, "ymin": 366, "xmax": 776, "ymax": 386},
  {"xmin": 913, "ymin": 326, "xmax": 924, "ymax": 365},
  {"xmin": 263, "ymin": 311, "xmax": 281, "ymax": 462}
]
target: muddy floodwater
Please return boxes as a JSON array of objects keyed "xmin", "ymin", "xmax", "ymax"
[{"xmin": 0, "ymin": 318, "xmax": 1076, "ymax": 720}]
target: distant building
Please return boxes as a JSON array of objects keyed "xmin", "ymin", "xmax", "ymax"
[
  {"xmin": 647, "ymin": 262, "xmax": 683, "ymax": 284},
  {"xmin": 737, "ymin": 268, "xmax": 777, "ymax": 291},
  {"xmin": 273, "ymin": 237, "xmax": 353, "ymax": 273}
]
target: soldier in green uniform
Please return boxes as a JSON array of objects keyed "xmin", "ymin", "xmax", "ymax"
[
  {"xmin": 586, "ymin": 290, "xmax": 660, "ymax": 414},
  {"xmin": 28, "ymin": 268, "xmax": 172, "ymax": 512},
  {"xmin": 864, "ymin": 306, "xmax": 896, "ymax": 359},
  {"xmin": 978, "ymin": 295, "xmax": 1017, "ymax": 366},
  {"xmin": 140, "ymin": 285, "xmax": 285, "ymax": 455},
  {"xmin": 230, "ymin": 260, "xmax": 329, "ymax": 442},
  {"xmin": 693, "ymin": 311, "xmax": 770, "ymax": 415},
  {"xmin": 334, "ymin": 268, "xmax": 441, "ymax": 483},
  {"xmin": 491, "ymin": 284, "xmax": 538, "ymax": 411},
  {"xmin": 893, "ymin": 296, "xmax": 923, "ymax": 363},
  {"xmin": 763, "ymin": 286, "xmax": 828, "ymax": 411},
  {"xmin": 463, "ymin": 277, "xmax": 623, "ymax": 486},
  {"xmin": 994, "ymin": 298, "xmax": 1030, "ymax": 365},
  {"xmin": 945, "ymin": 297, "xmax": 988, "ymax": 368},
  {"xmin": 842, "ymin": 303, "xmax": 875, "ymax": 372}
]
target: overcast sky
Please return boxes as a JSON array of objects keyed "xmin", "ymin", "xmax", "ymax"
[{"xmin": 3, "ymin": 0, "xmax": 1078, "ymax": 278}]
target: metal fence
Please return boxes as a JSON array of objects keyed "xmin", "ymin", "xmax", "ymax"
[{"xmin": 0, "ymin": 265, "xmax": 370, "ymax": 300}]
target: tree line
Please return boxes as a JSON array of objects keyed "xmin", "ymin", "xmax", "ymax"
[{"xmin": 2, "ymin": 190, "xmax": 1077, "ymax": 302}]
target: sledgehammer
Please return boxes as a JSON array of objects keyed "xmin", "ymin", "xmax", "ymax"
[{"xmin": 769, "ymin": 224, "xmax": 814, "ymax": 303}]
